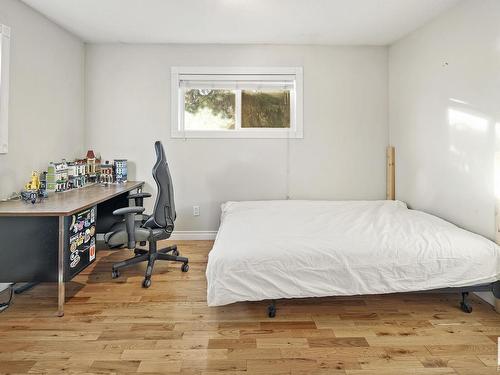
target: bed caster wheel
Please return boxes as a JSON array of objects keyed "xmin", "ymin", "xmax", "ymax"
[
  {"xmin": 460, "ymin": 302, "xmax": 472, "ymax": 313},
  {"xmin": 267, "ymin": 305, "xmax": 276, "ymax": 318},
  {"xmin": 172, "ymin": 249, "xmax": 179, "ymax": 256},
  {"xmin": 460, "ymin": 292, "xmax": 472, "ymax": 313},
  {"xmin": 111, "ymin": 269, "xmax": 120, "ymax": 279},
  {"xmin": 181, "ymin": 263, "xmax": 189, "ymax": 272},
  {"xmin": 142, "ymin": 278, "xmax": 152, "ymax": 288}
]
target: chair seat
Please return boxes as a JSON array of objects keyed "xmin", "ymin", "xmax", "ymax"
[
  {"xmin": 104, "ymin": 220, "xmax": 171, "ymax": 247},
  {"xmin": 105, "ymin": 226, "xmax": 151, "ymax": 247}
]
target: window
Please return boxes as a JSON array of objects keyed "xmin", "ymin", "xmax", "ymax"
[
  {"xmin": 171, "ymin": 67, "xmax": 303, "ymax": 138},
  {"xmin": 0, "ymin": 24, "xmax": 10, "ymax": 154}
]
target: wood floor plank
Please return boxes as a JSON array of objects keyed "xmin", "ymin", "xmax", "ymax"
[
  {"xmin": 90, "ymin": 360, "xmax": 141, "ymax": 373},
  {"xmin": 256, "ymin": 337, "xmax": 309, "ymax": 348},
  {"xmin": 308, "ymin": 337, "xmax": 369, "ymax": 348},
  {"xmin": 0, "ymin": 240, "xmax": 498, "ymax": 374},
  {"xmin": 0, "ymin": 360, "xmax": 36, "ymax": 373}
]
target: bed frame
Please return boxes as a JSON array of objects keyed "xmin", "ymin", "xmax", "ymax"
[
  {"xmin": 266, "ymin": 282, "xmax": 500, "ymax": 317},
  {"xmin": 264, "ymin": 147, "xmax": 500, "ymax": 318}
]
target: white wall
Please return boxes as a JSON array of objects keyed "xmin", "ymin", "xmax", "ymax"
[
  {"xmin": 0, "ymin": 0, "xmax": 85, "ymax": 199},
  {"xmin": 389, "ymin": 0, "xmax": 500, "ymax": 240},
  {"xmin": 85, "ymin": 44, "xmax": 388, "ymax": 232}
]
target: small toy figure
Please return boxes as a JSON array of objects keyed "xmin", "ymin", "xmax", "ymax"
[
  {"xmin": 47, "ymin": 161, "xmax": 69, "ymax": 192},
  {"xmin": 86, "ymin": 150, "xmax": 97, "ymax": 183},
  {"xmin": 75, "ymin": 159, "xmax": 86, "ymax": 182},
  {"xmin": 85, "ymin": 150, "xmax": 103, "ymax": 183},
  {"xmin": 68, "ymin": 162, "xmax": 86, "ymax": 189},
  {"xmin": 21, "ymin": 171, "xmax": 48, "ymax": 204},
  {"xmin": 25, "ymin": 171, "xmax": 40, "ymax": 191},
  {"xmin": 99, "ymin": 161, "xmax": 114, "ymax": 184},
  {"xmin": 114, "ymin": 159, "xmax": 128, "ymax": 183}
]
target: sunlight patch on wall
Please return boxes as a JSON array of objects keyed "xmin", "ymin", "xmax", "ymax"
[
  {"xmin": 449, "ymin": 98, "xmax": 469, "ymax": 105},
  {"xmin": 448, "ymin": 108, "xmax": 489, "ymax": 133},
  {"xmin": 495, "ymin": 152, "xmax": 500, "ymax": 200}
]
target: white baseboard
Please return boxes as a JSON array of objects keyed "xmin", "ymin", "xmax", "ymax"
[{"xmin": 170, "ymin": 231, "xmax": 217, "ymax": 240}]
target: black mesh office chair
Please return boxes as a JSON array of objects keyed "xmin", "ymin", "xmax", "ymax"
[{"xmin": 104, "ymin": 141, "xmax": 189, "ymax": 288}]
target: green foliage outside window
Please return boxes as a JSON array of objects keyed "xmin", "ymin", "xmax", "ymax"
[
  {"xmin": 184, "ymin": 89, "xmax": 290, "ymax": 129},
  {"xmin": 184, "ymin": 89, "xmax": 235, "ymax": 120},
  {"xmin": 242, "ymin": 90, "xmax": 290, "ymax": 128}
]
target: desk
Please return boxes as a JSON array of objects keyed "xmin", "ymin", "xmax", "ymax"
[{"xmin": 0, "ymin": 181, "xmax": 144, "ymax": 316}]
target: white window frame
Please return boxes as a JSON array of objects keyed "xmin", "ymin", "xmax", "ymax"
[
  {"xmin": 0, "ymin": 24, "xmax": 10, "ymax": 154},
  {"xmin": 171, "ymin": 66, "xmax": 303, "ymax": 139}
]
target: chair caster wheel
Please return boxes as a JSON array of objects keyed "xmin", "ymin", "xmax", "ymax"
[
  {"xmin": 172, "ymin": 249, "xmax": 179, "ymax": 256},
  {"xmin": 181, "ymin": 263, "xmax": 189, "ymax": 272},
  {"xmin": 111, "ymin": 270, "xmax": 120, "ymax": 279},
  {"xmin": 460, "ymin": 302, "xmax": 472, "ymax": 313},
  {"xmin": 142, "ymin": 278, "xmax": 152, "ymax": 288},
  {"xmin": 267, "ymin": 305, "xmax": 276, "ymax": 318}
]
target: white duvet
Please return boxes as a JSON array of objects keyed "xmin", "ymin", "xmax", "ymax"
[{"xmin": 206, "ymin": 200, "xmax": 500, "ymax": 306}]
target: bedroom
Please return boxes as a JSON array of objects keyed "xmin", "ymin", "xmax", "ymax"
[{"xmin": 0, "ymin": 0, "xmax": 499, "ymax": 373}]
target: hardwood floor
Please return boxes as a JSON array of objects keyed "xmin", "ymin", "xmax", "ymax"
[{"xmin": 0, "ymin": 240, "xmax": 499, "ymax": 374}]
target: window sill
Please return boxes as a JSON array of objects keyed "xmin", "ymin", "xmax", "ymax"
[{"xmin": 171, "ymin": 129, "xmax": 303, "ymax": 139}]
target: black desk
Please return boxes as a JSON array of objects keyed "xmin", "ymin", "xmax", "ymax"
[{"xmin": 0, "ymin": 181, "xmax": 144, "ymax": 316}]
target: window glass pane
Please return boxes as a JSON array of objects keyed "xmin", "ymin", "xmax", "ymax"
[
  {"xmin": 241, "ymin": 90, "xmax": 290, "ymax": 128},
  {"xmin": 184, "ymin": 89, "xmax": 235, "ymax": 130}
]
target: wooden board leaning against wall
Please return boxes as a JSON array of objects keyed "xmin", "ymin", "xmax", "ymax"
[{"xmin": 386, "ymin": 146, "xmax": 395, "ymax": 201}]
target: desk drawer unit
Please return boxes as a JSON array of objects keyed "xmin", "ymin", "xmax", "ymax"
[
  {"xmin": 0, "ymin": 206, "xmax": 98, "ymax": 282},
  {"xmin": 0, "ymin": 216, "xmax": 59, "ymax": 282}
]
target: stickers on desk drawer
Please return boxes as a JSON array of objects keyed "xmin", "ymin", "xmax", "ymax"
[
  {"xmin": 89, "ymin": 238, "xmax": 96, "ymax": 262},
  {"xmin": 68, "ymin": 206, "xmax": 97, "ymax": 270},
  {"xmin": 70, "ymin": 252, "xmax": 81, "ymax": 269},
  {"xmin": 84, "ymin": 228, "xmax": 91, "ymax": 244},
  {"xmin": 70, "ymin": 207, "xmax": 96, "ymax": 234}
]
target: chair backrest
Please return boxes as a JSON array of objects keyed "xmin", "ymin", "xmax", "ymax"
[{"xmin": 143, "ymin": 141, "xmax": 176, "ymax": 231}]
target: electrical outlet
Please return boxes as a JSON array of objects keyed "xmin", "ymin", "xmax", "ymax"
[{"xmin": 193, "ymin": 205, "xmax": 200, "ymax": 216}]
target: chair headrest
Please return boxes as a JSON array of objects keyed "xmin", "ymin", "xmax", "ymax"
[{"xmin": 154, "ymin": 141, "xmax": 166, "ymax": 163}]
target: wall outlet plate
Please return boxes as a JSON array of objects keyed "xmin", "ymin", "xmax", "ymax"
[{"xmin": 193, "ymin": 205, "xmax": 200, "ymax": 216}]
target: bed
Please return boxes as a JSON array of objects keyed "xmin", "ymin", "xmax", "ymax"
[{"xmin": 206, "ymin": 200, "xmax": 500, "ymax": 314}]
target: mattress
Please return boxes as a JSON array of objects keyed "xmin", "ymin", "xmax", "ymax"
[{"xmin": 206, "ymin": 200, "xmax": 500, "ymax": 306}]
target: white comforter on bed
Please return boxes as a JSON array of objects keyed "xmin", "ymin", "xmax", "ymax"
[{"xmin": 206, "ymin": 200, "xmax": 500, "ymax": 306}]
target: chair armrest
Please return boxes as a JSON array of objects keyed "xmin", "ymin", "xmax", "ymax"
[
  {"xmin": 113, "ymin": 206, "xmax": 145, "ymax": 216},
  {"xmin": 112, "ymin": 206, "xmax": 145, "ymax": 248},
  {"xmin": 128, "ymin": 192, "xmax": 152, "ymax": 199},
  {"xmin": 128, "ymin": 192, "xmax": 152, "ymax": 207}
]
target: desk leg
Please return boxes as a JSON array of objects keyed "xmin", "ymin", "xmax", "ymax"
[{"xmin": 57, "ymin": 215, "xmax": 65, "ymax": 317}]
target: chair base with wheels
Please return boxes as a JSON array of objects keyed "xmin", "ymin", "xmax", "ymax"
[{"xmin": 111, "ymin": 242, "xmax": 188, "ymax": 288}]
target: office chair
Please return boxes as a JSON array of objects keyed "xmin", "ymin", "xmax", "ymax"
[{"xmin": 104, "ymin": 141, "xmax": 189, "ymax": 288}]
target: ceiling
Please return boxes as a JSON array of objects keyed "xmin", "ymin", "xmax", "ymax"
[{"xmin": 21, "ymin": 0, "xmax": 460, "ymax": 45}]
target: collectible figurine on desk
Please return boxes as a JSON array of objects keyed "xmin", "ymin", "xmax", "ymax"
[
  {"xmin": 85, "ymin": 150, "xmax": 100, "ymax": 183},
  {"xmin": 47, "ymin": 160, "xmax": 69, "ymax": 192},
  {"xmin": 21, "ymin": 171, "xmax": 48, "ymax": 204},
  {"xmin": 28, "ymin": 150, "xmax": 129, "ymax": 197},
  {"xmin": 114, "ymin": 159, "xmax": 128, "ymax": 183},
  {"xmin": 99, "ymin": 161, "xmax": 114, "ymax": 184}
]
